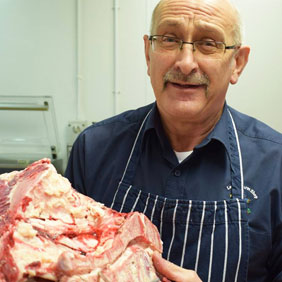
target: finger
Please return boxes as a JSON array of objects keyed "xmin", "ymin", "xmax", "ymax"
[
  {"xmin": 153, "ymin": 252, "xmax": 180, "ymax": 279},
  {"xmin": 162, "ymin": 278, "xmax": 171, "ymax": 282},
  {"xmin": 152, "ymin": 252, "xmax": 202, "ymax": 282}
]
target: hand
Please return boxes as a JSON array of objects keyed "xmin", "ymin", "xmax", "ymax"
[{"xmin": 152, "ymin": 252, "xmax": 202, "ymax": 282}]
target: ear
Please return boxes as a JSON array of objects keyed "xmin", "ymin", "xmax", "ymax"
[
  {"xmin": 230, "ymin": 45, "xmax": 250, "ymax": 84},
  {"xmin": 143, "ymin": 35, "xmax": 151, "ymax": 76}
]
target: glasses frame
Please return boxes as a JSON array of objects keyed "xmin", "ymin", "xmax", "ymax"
[{"xmin": 149, "ymin": 35, "xmax": 240, "ymax": 54}]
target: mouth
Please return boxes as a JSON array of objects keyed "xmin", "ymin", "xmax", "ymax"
[{"xmin": 168, "ymin": 82, "xmax": 206, "ymax": 89}]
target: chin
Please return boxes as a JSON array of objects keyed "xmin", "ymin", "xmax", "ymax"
[{"xmin": 161, "ymin": 102, "xmax": 205, "ymax": 121}]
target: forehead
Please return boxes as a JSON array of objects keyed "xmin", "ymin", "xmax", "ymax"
[{"xmin": 154, "ymin": 0, "xmax": 237, "ymax": 39}]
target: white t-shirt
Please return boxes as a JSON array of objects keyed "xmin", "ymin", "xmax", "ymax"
[{"xmin": 174, "ymin": 150, "xmax": 193, "ymax": 163}]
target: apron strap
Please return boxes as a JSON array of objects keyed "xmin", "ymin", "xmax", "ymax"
[
  {"xmin": 111, "ymin": 105, "xmax": 245, "ymax": 210},
  {"xmin": 110, "ymin": 108, "xmax": 153, "ymax": 208},
  {"xmin": 227, "ymin": 109, "xmax": 245, "ymax": 199}
]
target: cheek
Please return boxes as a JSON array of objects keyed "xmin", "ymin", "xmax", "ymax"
[
  {"xmin": 150, "ymin": 54, "xmax": 175, "ymax": 86},
  {"xmin": 149, "ymin": 58, "xmax": 166, "ymax": 91},
  {"xmin": 202, "ymin": 60, "xmax": 233, "ymax": 89}
]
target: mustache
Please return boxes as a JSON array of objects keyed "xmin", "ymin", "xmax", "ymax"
[{"xmin": 163, "ymin": 70, "xmax": 210, "ymax": 86}]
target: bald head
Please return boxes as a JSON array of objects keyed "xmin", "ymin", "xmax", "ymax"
[{"xmin": 150, "ymin": 0, "xmax": 242, "ymax": 44}]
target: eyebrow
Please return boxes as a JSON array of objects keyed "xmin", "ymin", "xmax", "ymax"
[{"xmin": 156, "ymin": 18, "xmax": 226, "ymax": 41}]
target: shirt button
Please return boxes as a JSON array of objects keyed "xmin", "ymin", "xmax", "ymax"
[{"xmin": 174, "ymin": 170, "xmax": 181, "ymax": 177}]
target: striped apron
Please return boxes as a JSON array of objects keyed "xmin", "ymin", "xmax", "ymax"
[{"xmin": 111, "ymin": 108, "xmax": 249, "ymax": 281}]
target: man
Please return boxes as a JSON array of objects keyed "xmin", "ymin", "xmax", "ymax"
[{"xmin": 65, "ymin": 0, "xmax": 282, "ymax": 281}]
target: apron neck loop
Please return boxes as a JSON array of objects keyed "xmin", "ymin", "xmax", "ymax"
[
  {"xmin": 119, "ymin": 108, "xmax": 153, "ymax": 185},
  {"xmin": 110, "ymin": 108, "xmax": 153, "ymax": 209},
  {"xmin": 227, "ymin": 109, "xmax": 244, "ymax": 199},
  {"xmin": 113, "ymin": 106, "xmax": 245, "ymax": 204}
]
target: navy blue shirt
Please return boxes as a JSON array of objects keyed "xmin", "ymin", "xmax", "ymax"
[{"xmin": 65, "ymin": 102, "xmax": 282, "ymax": 281}]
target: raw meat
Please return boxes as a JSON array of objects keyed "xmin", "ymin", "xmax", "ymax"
[{"xmin": 0, "ymin": 159, "xmax": 162, "ymax": 282}]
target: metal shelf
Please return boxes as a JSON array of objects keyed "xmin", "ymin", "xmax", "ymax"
[{"xmin": 0, "ymin": 101, "xmax": 49, "ymax": 111}]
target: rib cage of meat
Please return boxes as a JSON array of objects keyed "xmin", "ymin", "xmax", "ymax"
[{"xmin": 0, "ymin": 159, "xmax": 162, "ymax": 282}]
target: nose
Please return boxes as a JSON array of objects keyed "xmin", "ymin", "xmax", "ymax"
[{"xmin": 174, "ymin": 44, "xmax": 199, "ymax": 75}]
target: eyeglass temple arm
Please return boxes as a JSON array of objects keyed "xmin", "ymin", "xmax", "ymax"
[{"xmin": 225, "ymin": 44, "xmax": 241, "ymax": 50}]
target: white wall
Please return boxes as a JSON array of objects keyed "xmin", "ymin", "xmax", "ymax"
[
  {"xmin": 227, "ymin": 0, "xmax": 282, "ymax": 132},
  {"xmin": 0, "ymin": 0, "xmax": 281, "ymax": 171},
  {"xmin": 81, "ymin": 0, "xmax": 282, "ymax": 130},
  {"xmin": 0, "ymin": 0, "xmax": 77, "ymax": 170},
  {"xmin": 79, "ymin": 0, "xmax": 156, "ymax": 122},
  {"xmin": 78, "ymin": 0, "xmax": 114, "ymax": 121}
]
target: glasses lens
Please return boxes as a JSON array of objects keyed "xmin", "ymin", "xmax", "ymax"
[
  {"xmin": 196, "ymin": 41, "xmax": 217, "ymax": 54},
  {"xmin": 152, "ymin": 36, "xmax": 179, "ymax": 52},
  {"xmin": 150, "ymin": 36, "xmax": 226, "ymax": 60},
  {"xmin": 159, "ymin": 36, "xmax": 179, "ymax": 50},
  {"xmin": 194, "ymin": 41, "xmax": 225, "ymax": 59}
]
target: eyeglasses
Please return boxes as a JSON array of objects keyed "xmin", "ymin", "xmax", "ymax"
[{"xmin": 149, "ymin": 35, "xmax": 240, "ymax": 59}]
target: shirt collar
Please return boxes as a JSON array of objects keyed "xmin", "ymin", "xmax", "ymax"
[
  {"xmin": 195, "ymin": 103, "xmax": 231, "ymax": 152},
  {"xmin": 143, "ymin": 103, "xmax": 170, "ymax": 152},
  {"xmin": 142, "ymin": 102, "xmax": 231, "ymax": 156},
  {"xmin": 143, "ymin": 102, "xmax": 157, "ymax": 132}
]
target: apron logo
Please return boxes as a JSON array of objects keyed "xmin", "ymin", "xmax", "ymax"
[
  {"xmin": 244, "ymin": 186, "xmax": 258, "ymax": 200},
  {"xmin": 226, "ymin": 185, "xmax": 258, "ymax": 200}
]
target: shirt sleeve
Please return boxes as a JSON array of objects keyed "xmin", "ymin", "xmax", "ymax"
[{"xmin": 64, "ymin": 133, "xmax": 87, "ymax": 195}]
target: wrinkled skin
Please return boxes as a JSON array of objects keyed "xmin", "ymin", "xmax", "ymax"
[{"xmin": 144, "ymin": 0, "xmax": 250, "ymax": 151}]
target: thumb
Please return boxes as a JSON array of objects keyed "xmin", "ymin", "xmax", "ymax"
[{"xmin": 152, "ymin": 252, "xmax": 202, "ymax": 282}]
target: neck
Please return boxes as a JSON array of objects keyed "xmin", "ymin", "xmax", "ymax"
[{"xmin": 160, "ymin": 109, "xmax": 223, "ymax": 152}]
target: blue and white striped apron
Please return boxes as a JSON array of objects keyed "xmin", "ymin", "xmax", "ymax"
[{"xmin": 111, "ymin": 108, "xmax": 249, "ymax": 281}]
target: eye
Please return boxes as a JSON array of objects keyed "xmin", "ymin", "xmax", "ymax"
[
  {"xmin": 162, "ymin": 36, "xmax": 178, "ymax": 43},
  {"xmin": 159, "ymin": 36, "xmax": 180, "ymax": 49},
  {"xmin": 196, "ymin": 40, "xmax": 221, "ymax": 53},
  {"xmin": 208, "ymin": 41, "xmax": 217, "ymax": 46},
  {"xmin": 201, "ymin": 40, "xmax": 217, "ymax": 47}
]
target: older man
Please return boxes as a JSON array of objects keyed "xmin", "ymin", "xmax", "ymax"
[{"xmin": 65, "ymin": 0, "xmax": 282, "ymax": 281}]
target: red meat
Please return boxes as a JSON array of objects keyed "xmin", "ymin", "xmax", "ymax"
[{"xmin": 0, "ymin": 159, "xmax": 162, "ymax": 281}]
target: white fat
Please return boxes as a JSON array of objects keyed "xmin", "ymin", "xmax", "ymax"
[
  {"xmin": 11, "ymin": 222, "xmax": 68, "ymax": 280},
  {"xmin": 94, "ymin": 239, "xmax": 114, "ymax": 255},
  {"xmin": 57, "ymin": 236, "xmax": 98, "ymax": 253},
  {"xmin": 42, "ymin": 170, "xmax": 70, "ymax": 197},
  {"xmin": 64, "ymin": 269, "xmax": 100, "ymax": 282},
  {"xmin": 27, "ymin": 269, "xmax": 36, "ymax": 276},
  {"xmin": 15, "ymin": 221, "xmax": 37, "ymax": 238},
  {"xmin": 22, "ymin": 169, "xmax": 105, "ymax": 226},
  {"xmin": 0, "ymin": 170, "xmax": 19, "ymax": 181},
  {"xmin": 0, "ymin": 171, "xmax": 19, "ymax": 206},
  {"xmin": 89, "ymin": 203, "xmax": 105, "ymax": 217},
  {"xmin": 8, "ymin": 166, "xmax": 50, "ymax": 209},
  {"xmin": 100, "ymin": 246, "xmax": 159, "ymax": 282}
]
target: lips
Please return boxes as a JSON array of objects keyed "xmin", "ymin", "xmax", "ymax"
[{"xmin": 169, "ymin": 82, "xmax": 205, "ymax": 89}]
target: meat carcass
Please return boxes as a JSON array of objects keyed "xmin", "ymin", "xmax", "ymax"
[{"xmin": 0, "ymin": 159, "xmax": 162, "ymax": 282}]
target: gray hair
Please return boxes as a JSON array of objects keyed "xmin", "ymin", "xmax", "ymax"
[{"xmin": 229, "ymin": 0, "xmax": 244, "ymax": 44}]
